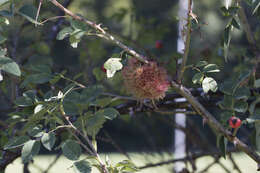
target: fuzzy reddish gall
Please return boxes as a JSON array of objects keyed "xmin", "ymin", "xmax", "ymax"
[
  {"xmin": 229, "ymin": 116, "xmax": 241, "ymax": 128},
  {"xmin": 122, "ymin": 58, "xmax": 169, "ymax": 100}
]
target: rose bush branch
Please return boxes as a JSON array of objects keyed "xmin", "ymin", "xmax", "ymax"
[
  {"xmin": 59, "ymin": 93, "xmax": 109, "ymax": 173},
  {"xmin": 171, "ymin": 81, "xmax": 260, "ymax": 167},
  {"xmin": 47, "ymin": 0, "xmax": 260, "ymax": 169},
  {"xmin": 49, "ymin": 0, "xmax": 148, "ymax": 64}
]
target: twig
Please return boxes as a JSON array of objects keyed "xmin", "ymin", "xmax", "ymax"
[
  {"xmin": 59, "ymin": 99, "xmax": 109, "ymax": 173},
  {"xmin": 177, "ymin": 0, "xmax": 193, "ymax": 83},
  {"xmin": 171, "ymin": 81, "xmax": 260, "ymax": 167},
  {"xmin": 229, "ymin": 153, "xmax": 242, "ymax": 173},
  {"xmin": 237, "ymin": 0, "xmax": 256, "ymax": 48},
  {"xmin": 154, "ymin": 109, "xmax": 197, "ymax": 115},
  {"xmin": 43, "ymin": 152, "xmax": 62, "ymax": 173},
  {"xmin": 48, "ymin": 0, "xmax": 149, "ymax": 64},
  {"xmin": 40, "ymin": 16, "xmax": 68, "ymax": 25},
  {"xmin": 35, "ymin": 0, "xmax": 43, "ymax": 26},
  {"xmin": 138, "ymin": 149, "xmax": 237, "ymax": 170}
]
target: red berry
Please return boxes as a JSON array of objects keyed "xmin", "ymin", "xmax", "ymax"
[
  {"xmin": 155, "ymin": 40, "xmax": 163, "ymax": 49},
  {"xmin": 229, "ymin": 116, "xmax": 241, "ymax": 128},
  {"xmin": 101, "ymin": 65, "xmax": 107, "ymax": 73}
]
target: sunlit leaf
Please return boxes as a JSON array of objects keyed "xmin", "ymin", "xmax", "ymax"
[
  {"xmin": 104, "ymin": 58, "xmax": 123, "ymax": 78},
  {"xmin": 21, "ymin": 140, "xmax": 41, "ymax": 163},
  {"xmin": 202, "ymin": 77, "xmax": 218, "ymax": 93},
  {"xmin": 192, "ymin": 73, "xmax": 204, "ymax": 84},
  {"xmin": 41, "ymin": 132, "xmax": 56, "ymax": 151},
  {"xmin": 0, "ymin": 56, "xmax": 21, "ymax": 76}
]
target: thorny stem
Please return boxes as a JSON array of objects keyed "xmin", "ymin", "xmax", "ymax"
[
  {"xmin": 59, "ymin": 100, "xmax": 109, "ymax": 173},
  {"xmin": 171, "ymin": 81, "xmax": 260, "ymax": 168},
  {"xmin": 44, "ymin": 0, "xmax": 260, "ymax": 170},
  {"xmin": 177, "ymin": 0, "xmax": 192, "ymax": 83},
  {"xmin": 49, "ymin": 0, "xmax": 148, "ymax": 64}
]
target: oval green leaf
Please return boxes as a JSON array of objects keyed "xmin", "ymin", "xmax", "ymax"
[
  {"xmin": 41, "ymin": 132, "xmax": 56, "ymax": 151},
  {"xmin": 73, "ymin": 160, "xmax": 92, "ymax": 173},
  {"xmin": 22, "ymin": 140, "xmax": 41, "ymax": 163},
  {"xmin": 62, "ymin": 140, "xmax": 82, "ymax": 160}
]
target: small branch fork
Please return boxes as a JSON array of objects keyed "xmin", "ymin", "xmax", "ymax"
[
  {"xmin": 59, "ymin": 98, "xmax": 109, "ymax": 173},
  {"xmin": 44, "ymin": 0, "xmax": 260, "ymax": 170}
]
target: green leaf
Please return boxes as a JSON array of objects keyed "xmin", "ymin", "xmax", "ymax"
[
  {"xmin": 224, "ymin": 25, "xmax": 231, "ymax": 46},
  {"xmin": 233, "ymin": 87, "xmax": 251, "ymax": 100},
  {"xmin": 22, "ymin": 73, "xmax": 52, "ymax": 86},
  {"xmin": 192, "ymin": 73, "xmax": 204, "ymax": 84},
  {"xmin": 4, "ymin": 136, "xmax": 30, "ymax": 149},
  {"xmin": 103, "ymin": 108, "xmax": 119, "ymax": 120},
  {"xmin": 237, "ymin": 70, "xmax": 251, "ymax": 88},
  {"xmin": 34, "ymin": 104, "xmax": 44, "ymax": 114},
  {"xmin": 21, "ymin": 140, "xmax": 41, "ymax": 163},
  {"xmin": 220, "ymin": 6, "xmax": 229, "ymax": 16},
  {"xmin": 231, "ymin": 18, "xmax": 240, "ymax": 29},
  {"xmin": 18, "ymin": 5, "xmax": 41, "ymax": 25},
  {"xmin": 69, "ymin": 35, "xmax": 80, "ymax": 48},
  {"xmin": 62, "ymin": 140, "xmax": 82, "ymax": 160},
  {"xmin": 217, "ymin": 135, "xmax": 227, "ymax": 159},
  {"xmin": 80, "ymin": 85, "xmax": 103, "ymax": 104},
  {"xmin": 217, "ymin": 95, "xmax": 234, "ymax": 110},
  {"xmin": 95, "ymin": 98, "xmax": 112, "ymax": 108},
  {"xmin": 73, "ymin": 160, "xmax": 92, "ymax": 173},
  {"xmin": 41, "ymin": 132, "xmax": 56, "ymax": 151},
  {"xmin": 202, "ymin": 77, "xmax": 218, "ymax": 93},
  {"xmin": 15, "ymin": 96, "xmax": 33, "ymax": 107},
  {"xmin": 234, "ymin": 100, "xmax": 248, "ymax": 113},
  {"xmin": 203, "ymin": 64, "xmax": 220, "ymax": 73},
  {"xmin": 195, "ymin": 61, "xmax": 208, "ymax": 67},
  {"xmin": 0, "ymin": 56, "xmax": 21, "ymax": 76},
  {"xmin": 70, "ymin": 19, "xmax": 88, "ymax": 31},
  {"xmin": 28, "ymin": 126, "xmax": 43, "ymax": 137},
  {"xmin": 249, "ymin": 97, "xmax": 260, "ymax": 115},
  {"xmin": 116, "ymin": 160, "xmax": 139, "ymax": 172},
  {"xmin": 219, "ymin": 80, "xmax": 237, "ymax": 95},
  {"xmin": 247, "ymin": 109, "xmax": 260, "ymax": 123},
  {"xmin": 253, "ymin": 0, "xmax": 260, "ymax": 14},
  {"xmin": 23, "ymin": 90, "xmax": 38, "ymax": 101},
  {"xmin": 86, "ymin": 112, "xmax": 106, "ymax": 137},
  {"xmin": 228, "ymin": 7, "xmax": 240, "ymax": 15},
  {"xmin": 104, "ymin": 58, "xmax": 123, "ymax": 78},
  {"xmin": 56, "ymin": 27, "xmax": 74, "ymax": 40}
]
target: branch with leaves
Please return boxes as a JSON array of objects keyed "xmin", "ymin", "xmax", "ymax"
[{"xmin": 46, "ymin": 0, "xmax": 260, "ymax": 169}]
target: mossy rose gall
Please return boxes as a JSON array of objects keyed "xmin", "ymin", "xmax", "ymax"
[{"xmin": 122, "ymin": 58, "xmax": 169, "ymax": 100}]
